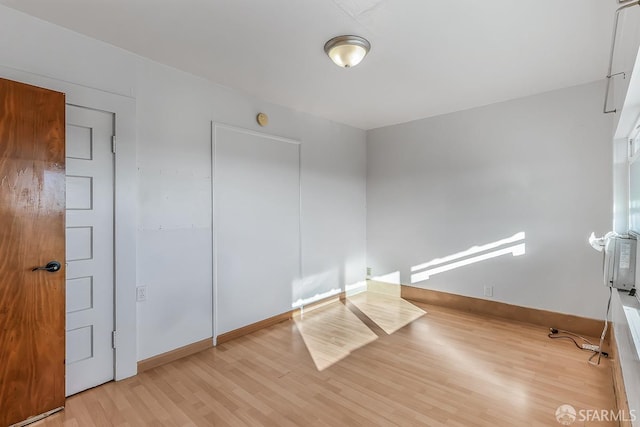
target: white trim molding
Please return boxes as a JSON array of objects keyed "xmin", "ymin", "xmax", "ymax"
[
  {"xmin": 211, "ymin": 122, "xmax": 302, "ymax": 344},
  {"xmin": 0, "ymin": 65, "xmax": 138, "ymax": 380}
]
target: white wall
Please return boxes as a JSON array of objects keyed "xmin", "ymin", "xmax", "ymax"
[
  {"xmin": 0, "ymin": 5, "xmax": 366, "ymax": 360},
  {"xmin": 367, "ymin": 81, "xmax": 613, "ymax": 319},
  {"xmin": 610, "ymin": 5, "xmax": 640, "ymax": 136}
]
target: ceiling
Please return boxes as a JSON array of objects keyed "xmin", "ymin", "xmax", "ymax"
[{"xmin": 0, "ymin": 0, "xmax": 620, "ymax": 130}]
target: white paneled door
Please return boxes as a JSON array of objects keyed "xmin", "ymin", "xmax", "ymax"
[{"xmin": 65, "ymin": 105, "xmax": 114, "ymax": 396}]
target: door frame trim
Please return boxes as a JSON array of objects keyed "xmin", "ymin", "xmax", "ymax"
[
  {"xmin": 0, "ymin": 66, "xmax": 138, "ymax": 380},
  {"xmin": 211, "ymin": 122, "xmax": 302, "ymax": 343}
]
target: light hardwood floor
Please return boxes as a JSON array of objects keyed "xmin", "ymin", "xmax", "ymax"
[{"xmin": 36, "ymin": 292, "xmax": 617, "ymax": 426}]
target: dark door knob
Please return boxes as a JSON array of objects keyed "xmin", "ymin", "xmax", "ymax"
[{"xmin": 32, "ymin": 261, "xmax": 62, "ymax": 272}]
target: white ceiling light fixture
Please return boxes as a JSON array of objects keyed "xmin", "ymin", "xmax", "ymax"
[{"xmin": 324, "ymin": 35, "xmax": 371, "ymax": 68}]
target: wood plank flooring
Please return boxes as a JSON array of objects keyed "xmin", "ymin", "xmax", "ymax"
[
  {"xmin": 35, "ymin": 292, "xmax": 617, "ymax": 426},
  {"xmin": 294, "ymin": 301, "xmax": 378, "ymax": 371},
  {"xmin": 347, "ymin": 291, "xmax": 426, "ymax": 334}
]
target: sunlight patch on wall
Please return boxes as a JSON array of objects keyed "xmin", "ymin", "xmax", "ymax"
[
  {"xmin": 291, "ymin": 288, "xmax": 342, "ymax": 309},
  {"xmin": 371, "ymin": 270, "xmax": 401, "ymax": 284},
  {"xmin": 411, "ymin": 232, "xmax": 525, "ymax": 283},
  {"xmin": 345, "ymin": 280, "xmax": 367, "ymax": 296},
  {"xmin": 291, "ymin": 281, "xmax": 368, "ymax": 309},
  {"xmin": 292, "ymin": 269, "xmax": 339, "ymax": 308}
]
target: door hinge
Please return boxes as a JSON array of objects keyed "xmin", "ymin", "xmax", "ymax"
[
  {"xmin": 111, "ymin": 135, "xmax": 116, "ymax": 154},
  {"xmin": 112, "ymin": 330, "xmax": 117, "ymax": 349}
]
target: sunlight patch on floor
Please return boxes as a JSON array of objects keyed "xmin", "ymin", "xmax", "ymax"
[
  {"xmin": 347, "ymin": 291, "xmax": 426, "ymax": 334},
  {"xmin": 294, "ymin": 302, "xmax": 378, "ymax": 371},
  {"xmin": 294, "ymin": 290, "xmax": 426, "ymax": 370}
]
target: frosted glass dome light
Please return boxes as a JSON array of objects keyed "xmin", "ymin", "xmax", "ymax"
[{"xmin": 324, "ymin": 35, "xmax": 371, "ymax": 68}]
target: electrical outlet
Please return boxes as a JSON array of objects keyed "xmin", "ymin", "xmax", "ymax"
[
  {"xmin": 366, "ymin": 267, "xmax": 372, "ymax": 277},
  {"xmin": 136, "ymin": 285, "xmax": 147, "ymax": 302},
  {"xmin": 483, "ymin": 285, "xmax": 493, "ymax": 297}
]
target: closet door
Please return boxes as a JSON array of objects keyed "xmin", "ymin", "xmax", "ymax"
[{"xmin": 214, "ymin": 125, "xmax": 301, "ymax": 335}]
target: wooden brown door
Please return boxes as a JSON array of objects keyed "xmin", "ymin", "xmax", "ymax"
[{"xmin": 0, "ymin": 78, "xmax": 66, "ymax": 426}]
